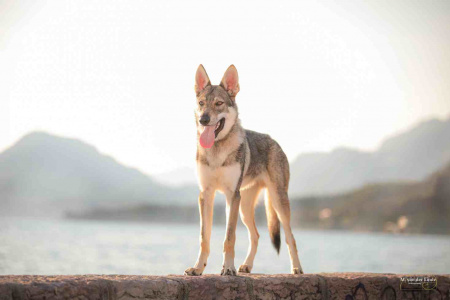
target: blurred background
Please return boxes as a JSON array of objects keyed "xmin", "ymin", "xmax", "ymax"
[{"xmin": 0, "ymin": 0, "xmax": 449, "ymax": 275}]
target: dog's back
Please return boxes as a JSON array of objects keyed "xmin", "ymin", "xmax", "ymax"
[{"xmin": 244, "ymin": 129, "xmax": 290, "ymax": 191}]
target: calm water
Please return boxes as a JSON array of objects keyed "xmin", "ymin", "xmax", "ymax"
[{"xmin": 0, "ymin": 217, "xmax": 449, "ymax": 275}]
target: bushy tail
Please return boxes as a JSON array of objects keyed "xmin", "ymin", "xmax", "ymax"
[{"xmin": 265, "ymin": 189, "xmax": 280, "ymax": 254}]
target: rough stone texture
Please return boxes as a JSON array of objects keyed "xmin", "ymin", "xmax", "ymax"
[{"xmin": 0, "ymin": 273, "xmax": 449, "ymax": 300}]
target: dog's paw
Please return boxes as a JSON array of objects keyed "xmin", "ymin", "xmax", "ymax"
[
  {"xmin": 184, "ymin": 267, "xmax": 203, "ymax": 276},
  {"xmin": 292, "ymin": 267, "xmax": 303, "ymax": 275},
  {"xmin": 220, "ymin": 265, "xmax": 237, "ymax": 276},
  {"xmin": 238, "ymin": 264, "xmax": 252, "ymax": 273}
]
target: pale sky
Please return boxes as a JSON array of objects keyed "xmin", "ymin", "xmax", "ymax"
[{"xmin": 1, "ymin": 0, "xmax": 449, "ymax": 176}]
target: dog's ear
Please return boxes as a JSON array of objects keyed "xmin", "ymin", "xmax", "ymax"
[
  {"xmin": 220, "ymin": 65, "xmax": 240, "ymax": 98},
  {"xmin": 195, "ymin": 64, "xmax": 211, "ymax": 95}
]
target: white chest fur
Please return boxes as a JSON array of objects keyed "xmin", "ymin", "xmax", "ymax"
[{"xmin": 197, "ymin": 163, "xmax": 241, "ymax": 194}]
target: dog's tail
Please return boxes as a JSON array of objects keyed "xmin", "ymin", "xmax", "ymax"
[{"xmin": 264, "ymin": 189, "xmax": 281, "ymax": 254}]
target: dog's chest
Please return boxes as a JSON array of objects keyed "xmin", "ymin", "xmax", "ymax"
[
  {"xmin": 203, "ymin": 149, "xmax": 232, "ymax": 168},
  {"xmin": 197, "ymin": 150, "xmax": 242, "ymax": 193}
]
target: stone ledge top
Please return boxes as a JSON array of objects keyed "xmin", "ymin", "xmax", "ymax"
[
  {"xmin": 1, "ymin": 272, "xmax": 448, "ymax": 283},
  {"xmin": 1, "ymin": 273, "xmax": 449, "ymax": 300}
]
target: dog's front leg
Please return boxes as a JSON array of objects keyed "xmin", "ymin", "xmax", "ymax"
[
  {"xmin": 221, "ymin": 189, "xmax": 241, "ymax": 276},
  {"xmin": 185, "ymin": 189, "xmax": 214, "ymax": 276}
]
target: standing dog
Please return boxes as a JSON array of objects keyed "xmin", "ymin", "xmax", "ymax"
[{"xmin": 184, "ymin": 65, "xmax": 303, "ymax": 276}]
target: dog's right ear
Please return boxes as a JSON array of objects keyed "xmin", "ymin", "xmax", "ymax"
[{"xmin": 195, "ymin": 64, "xmax": 211, "ymax": 95}]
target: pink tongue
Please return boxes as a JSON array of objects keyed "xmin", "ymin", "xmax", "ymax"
[{"xmin": 200, "ymin": 126, "xmax": 215, "ymax": 148}]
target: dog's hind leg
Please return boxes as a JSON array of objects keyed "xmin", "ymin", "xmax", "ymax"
[
  {"xmin": 238, "ymin": 184, "xmax": 262, "ymax": 273},
  {"xmin": 185, "ymin": 188, "xmax": 215, "ymax": 276},
  {"xmin": 266, "ymin": 181, "xmax": 304, "ymax": 274}
]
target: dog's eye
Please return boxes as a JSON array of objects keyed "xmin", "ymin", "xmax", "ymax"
[
  {"xmin": 199, "ymin": 101, "xmax": 205, "ymax": 106},
  {"xmin": 216, "ymin": 101, "xmax": 224, "ymax": 106}
]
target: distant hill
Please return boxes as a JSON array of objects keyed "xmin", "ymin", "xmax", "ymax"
[
  {"xmin": 2, "ymin": 116, "xmax": 449, "ymax": 218},
  {"xmin": 0, "ymin": 132, "xmax": 198, "ymax": 217},
  {"xmin": 290, "ymin": 161, "xmax": 450, "ymax": 234},
  {"xmin": 289, "ymin": 117, "xmax": 450, "ymax": 196}
]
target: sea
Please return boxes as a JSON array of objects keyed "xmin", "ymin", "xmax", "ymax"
[{"xmin": 0, "ymin": 217, "xmax": 449, "ymax": 275}]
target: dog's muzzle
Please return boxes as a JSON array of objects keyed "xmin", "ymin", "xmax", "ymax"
[{"xmin": 199, "ymin": 118, "xmax": 225, "ymax": 148}]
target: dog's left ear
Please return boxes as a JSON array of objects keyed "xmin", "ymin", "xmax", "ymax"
[{"xmin": 220, "ymin": 65, "xmax": 240, "ymax": 98}]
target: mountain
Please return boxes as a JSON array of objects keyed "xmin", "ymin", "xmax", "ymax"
[
  {"xmin": 290, "ymin": 161, "xmax": 450, "ymax": 234},
  {"xmin": 289, "ymin": 117, "xmax": 450, "ymax": 196},
  {"xmin": 2, "ymin": 116, "xmax": 449, "ymax": 218},
  {"xmin": 0, "ymin": 132, "xmax": 198, "ymax": 217}
]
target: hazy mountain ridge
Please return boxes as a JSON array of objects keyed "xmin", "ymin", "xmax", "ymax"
[
  {"xmin": 1, "ymin": 116, "xmax": 449, "ymax": 218},
  {"xmin": 0, "ymin": 132, "xmax": 198, "ymax": 216},
  {"xmin": 290, "ymin": 160, "xmax": 450, "ymax": 234},
  {"xmin": 289, "ymin": 117, "xmax": 450, "ymax": 196}
]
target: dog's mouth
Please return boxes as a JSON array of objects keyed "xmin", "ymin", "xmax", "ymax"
[
  {"xmin": 199, "ymin": 118, "xmax": 225, "ymax": 148},
  {"xmin": 214, "ymin": 118, "xmax": 225, "ymax": 137}
]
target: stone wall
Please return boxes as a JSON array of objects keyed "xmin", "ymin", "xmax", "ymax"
[{"xmin": 0, "ymin": 273, "xmax": 449, "ymax": 300}]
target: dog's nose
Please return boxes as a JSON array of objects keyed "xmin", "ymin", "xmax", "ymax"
[{"xmin": 199, "ymin": 114, "xmax": 210, "ymax": 126}]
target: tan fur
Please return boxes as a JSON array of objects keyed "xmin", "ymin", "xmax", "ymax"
[{"xmin": 185, "ymin": 65, "xmax": 303, "ymax": 276}]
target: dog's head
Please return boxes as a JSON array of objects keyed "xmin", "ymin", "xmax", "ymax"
[{"xmin": 195, "ymin": 65, "xmax": 240, "ymax": 149}]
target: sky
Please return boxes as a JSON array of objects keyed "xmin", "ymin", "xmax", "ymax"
[{"xmin": 1, "ymin": 0, "xmax": 449, "ymax": 177}]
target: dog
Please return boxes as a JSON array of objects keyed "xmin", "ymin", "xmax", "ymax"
[{"xmin": 184, "ymin": 65, "xmax": 303, "ymax": 276}]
